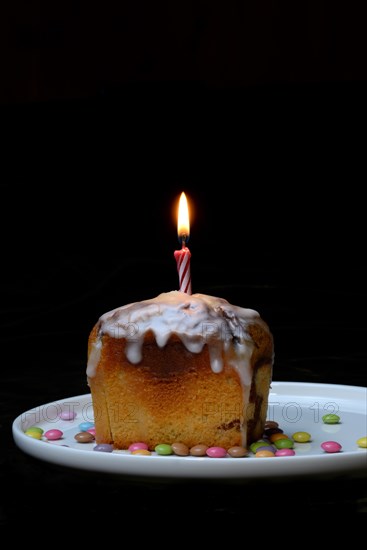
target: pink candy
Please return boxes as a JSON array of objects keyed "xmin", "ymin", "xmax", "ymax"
[
  {"xmin": 321, "ymin": 440, "xmax": 342, "ymax": 453},
  {"xmin": 206, "ymin": 446, "xmax": 227, "ymax": 458},
  {"xmin": 275, "ymin": 448, "xmax": 296, "ymax": 456},
  {"xmin": 59, "ymin": 411, "xmax": 77, "ymax": 421},
  {"xmin": 44, "ymin": 429, "xmax": 63, "ymax": 440},
  {"xmin": 128, "ymin": 442, "xmax": 149, "ymax": 452}
]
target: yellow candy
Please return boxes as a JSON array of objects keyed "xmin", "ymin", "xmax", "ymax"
[
  {"xmin": 26, "ymin": 426, "xmax": 44, "ymax": 434},
  {"xmin": 356, "ymin": 436, "xmax": 367, "ymax": 448},
  {"xmin": 25, "ymin": 429, "xmax": 42, "ymax": 439},
  {"xmin": 292, "ymin": 431, "xmax": 311, "ymax": 443}
]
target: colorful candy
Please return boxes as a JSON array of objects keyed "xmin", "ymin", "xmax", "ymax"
[
  {"xmin": 131, "ymin": 449, "xmax": 151, "ymax": 455},
  {"xmin": 264, "ymin": 427, "xmax": 284, "ymax": 437},
  {"xmin": 155, "ymin": 443, "xmax": 173, "ymax": 455},
  {"xmin": 26, "ymin": 426, "xmax": 44, "ymax": 434},
  {"xmin": 59, "ymin": 411, "xmax": 77, "ymax": 421},
  {"xmin": 292, "ymin": 431, "xmax": 311, "ymax": 443},
  {"xmin": 206, "ymin": 446, "xmax": 227, "ymax": 458},
  {"xmin": 322, "ymin": 414, "xmax": 340, "ymax": 424},
  {"xmin": 321, "ymin": 440, "xmax": 342, "ymax": 453},
  {"xmin": 264, "ymin": 420, "xmax": 279, "ymax": 430},
  {"xmin": 356, "ymin": 436, "xmax": 367, "ymax": 448},
  {"xmin": 275, "ymin": 448, "xmax": 296, "ymax": 457},
  {"xmin": 44, "ymin": 429, "xmax": 63, "ymax": 440},
  {"xmin": 255, "ymin": 444, "xmax": 276, "ymax": 453},
  {"xmin": 273, "ymin": 438, "xmax": 294, "ymax": 449},
  {"xmin": 189, "ymin": 444, "xmax": 208, "ymax": 456},
  {"xmin": 25, "ymin": 428, "xmax": 43, "ymax": 439},
  {"xmin": 78, "ymin": 421, "xmax": 95, "ymax": 432},
  {"xmin": 250, "ymin": 440, "xmax": 271, "ymax": 453},
  {"xmin": 171, "ymin": 442, "xmax": 189, "ymax": 456},
  {"xmin": 93, "ymin": 444, "xmax": 114, "ymax": 452},
  {"xmin": 128, "ymin": 442, "xmax": 149, "ymax": 452},
  {"xmin": 74, "ymin": 431, "xmax": 95, "ymax": 443},
  {"xmin": 255, "ymin": 450, "xmax": 275, "ymax": 457},
  {"xmin": 227, "ymin": 446, "xmax": 248, "ymax": 458},
  {"xmin": 269, "ymin": 433, "xmax": 289, "ymax": 442}
]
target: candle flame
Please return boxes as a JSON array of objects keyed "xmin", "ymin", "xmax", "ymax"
[{"xmin": 177, "ymin": 192, "xmax": 190, "ymax": 241}]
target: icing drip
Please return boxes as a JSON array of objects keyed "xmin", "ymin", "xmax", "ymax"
[
  {"xmin": 87, "ymin": 291, "xmax": 267, "ymax": 381},
  {"xmin": 86, "ymin": 338, "xmax": 102, "ymax": 378}
]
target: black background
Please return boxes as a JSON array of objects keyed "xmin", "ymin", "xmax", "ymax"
[{"xmin": 1, "ymin": 0, "xmax": 367, "ymax": 529}]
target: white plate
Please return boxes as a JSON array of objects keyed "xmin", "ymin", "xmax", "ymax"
[{"xmin": 12, "ymin": 382, "xmax": 367, "ymax": 480}]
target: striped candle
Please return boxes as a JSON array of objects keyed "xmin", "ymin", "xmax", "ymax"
[
  {"xmin": 174, "ymin": 192, "xmax": 192, "ymax": 294},
  {"xmin": 174, "ymin": 246, "xmax": 192, "ymax": 294}
]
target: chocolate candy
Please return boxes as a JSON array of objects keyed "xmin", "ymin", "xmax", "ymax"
[
  {"xmin": 227, "ymin": 446, "xmax": 248, "ymax": 458},
  {"xmin": 357, "ymin": 436, "xmax": 367, "ymax": 448},
  {"xmin": 264, "ymin": 420, "xmax": 279, "ymax": 430},
  {"xmin": 171, "ymin": 442, "xmax": 189, "ymax": 456},
  {"xmin": 189, "ymin": 444, "xmax": 208, "ymax": 456},
  {"xmin": 74, "ymin": 431, "xmax": 95, "ymax": 443}
]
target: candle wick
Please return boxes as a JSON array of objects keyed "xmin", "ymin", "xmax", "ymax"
[{"xmin": 179, "ymin": 234, "xmax": 187, "ymax": 248}]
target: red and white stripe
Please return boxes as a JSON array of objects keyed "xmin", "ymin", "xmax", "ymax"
[{"xmin": 174, "ymin": 246, "xmax": 192, "ymax": 294}]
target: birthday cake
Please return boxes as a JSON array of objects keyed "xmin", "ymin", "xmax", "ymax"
[{"xmin": 87, "ymin": 291, "xmax": 274, "ymax": 451}]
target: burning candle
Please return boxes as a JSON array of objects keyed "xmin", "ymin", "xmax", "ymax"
[{"xmin": 174, "ymin": 192, "xmax": 192, "ymax": 294}]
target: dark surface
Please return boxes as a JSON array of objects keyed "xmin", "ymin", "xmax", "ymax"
[{"xmin": 1, "ymin": 1, "xmax": 367, "ymax": 530}]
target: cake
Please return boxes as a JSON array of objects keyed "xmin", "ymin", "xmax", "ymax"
[{"xmin": 87, "ymin": 291, "xmax": 274, "ymax": 451}]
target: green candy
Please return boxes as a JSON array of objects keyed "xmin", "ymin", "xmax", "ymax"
[
  {"xmin": 155, "ymin": 443, "xmax": 173, "ymax": 455},
  {"xmin": 322, "ymin": 414, "xmax": 340, "ymax": 424},
  {"xmin": 274, "ymin": 438, "xmax": 294, "ymax": 449}
]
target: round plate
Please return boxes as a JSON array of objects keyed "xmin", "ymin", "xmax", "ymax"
[{"xmin": 12, "ymin": 382, "xmax": 367, "ymax": 480}]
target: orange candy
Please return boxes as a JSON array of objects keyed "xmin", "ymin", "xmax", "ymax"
[
  {"xmin": 255, "ymin": 450, "xmax": 275, "ymax": 457},
  {"xmin": 131, "ymin": 449, "xmax": 151, "ymax": 455}
]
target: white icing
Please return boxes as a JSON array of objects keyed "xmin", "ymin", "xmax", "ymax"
[
  {"xmin": 86, "ymin": 338, "xmax": 103, "ymax": 378},
  {"xmin": 87, "ymin": 291, "xmax": 269, "ymax": 386}
]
